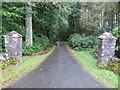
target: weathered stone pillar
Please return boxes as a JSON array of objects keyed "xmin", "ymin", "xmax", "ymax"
[
  {"xmin": 4, "ymin": 31, "xmax": 22, "ymax": 64},
  {"xmin": 98, "ymin": 32, "xmax": 117, "ymax": 66}
]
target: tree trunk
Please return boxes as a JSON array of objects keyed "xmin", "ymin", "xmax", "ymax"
[
  {"xmin": 101, "ymin": 9, "xmax": 104, "ymax": 28},
  {"xmin": 26, "ymin": 2, "xmax": 33, "ymax": 46}
]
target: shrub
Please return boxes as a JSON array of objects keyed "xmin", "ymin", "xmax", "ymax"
[
  {"xmin": 68, "ymin": 33, "xmax": 97, "ymax": 50},
  {"xmin": 22, "ymin": 42, "xmax": 43, "ymax": 55},
  {"xmin": 33, "ymin": 34, "xmax": 50, "ymax": 46},
  {"xmin": 22, "ymin": 34, "xmax": 52, "ymax": 55},
  {"xmin": 106, "ymin": 60, "xmax": 120, "ymax": 76},
  {"xmin": 1, "ymin": 57, "xmax": 19, "ymax": 69},
  {"xmin": 98, "ymin": 59, "xmax": 120, "ymax": 76}
]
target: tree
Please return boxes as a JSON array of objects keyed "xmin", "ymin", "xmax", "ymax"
[
  {"xmin": 26, "ymin": 2, "xmax": 33, "ymax": 46},
  {"xmin": 68, "ymin": 2, "xmax": 119, "ymax": 36}
]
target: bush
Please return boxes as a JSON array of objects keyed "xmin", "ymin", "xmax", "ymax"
[
  {"xmin": 106, "ymin": 60, "xmax": 120, "ymax": 76},
  {"xmin": 22, "ymin": 34, "xmax": 52, "ymax": 55},
  {"xmin": 1, "ymin": 57, "xmax": 19, "ymax": 69},
  {"xmin": 22, "ymin": 42, "xmax": 43, "ymax": 55},
  {"xmin": 68, "ymin": 33, "xmax": 97, "ymax": 50},
  {"xmin": 33, "ymin": 34, "xmax": 50, "ymax": 46},
  {"xmin": 98, "ymin": 59, "xmax": 120, "ymax": 76}
]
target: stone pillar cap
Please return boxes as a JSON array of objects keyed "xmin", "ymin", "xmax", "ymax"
[
  {"xmin": 98, "ymin": 32, "xmax": 117, "ymax": 40},
  {"xmin": 4, "ymin": 31, "xmax": 22, "ymax": 38}
]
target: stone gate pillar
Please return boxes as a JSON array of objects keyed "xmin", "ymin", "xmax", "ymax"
[
  {"xmin": 4, "ymin": 31, "xmax": 22, "ymax": 64},
  {"xmin": 98, "ymin": 32, "xmax": 117, "ymax": 66}
]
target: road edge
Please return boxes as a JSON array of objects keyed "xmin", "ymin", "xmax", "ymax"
[{"xmin": 65, "ymin": 45, "xmax": 109, "ymax": 88}]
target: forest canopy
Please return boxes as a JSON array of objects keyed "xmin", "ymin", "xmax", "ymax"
[{"xmin": 1, "ymin": 2, "xmax": 120, "ymax": 57}]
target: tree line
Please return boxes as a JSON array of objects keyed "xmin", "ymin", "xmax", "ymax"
[{"xmin": 1, "ymin": 2, "xmax": 119, "ymax": 57}]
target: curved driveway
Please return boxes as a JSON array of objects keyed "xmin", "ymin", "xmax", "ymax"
[{"xmin": 9, "ymin": 44, "xmax": 106, "ymax": 88}]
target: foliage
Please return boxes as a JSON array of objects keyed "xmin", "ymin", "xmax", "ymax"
[
  {"xmin": 1, "ymin": 57, "xmax": 19, "ymax": 69},
  {"xmin": 1, "ymin": 2, "xmax": 71, "ymax": 53},
  {"xmin": 111, "ymin": 26, "xmax": 120, "ymax": 38},
  {"xmin": 1, "ymin": 2, "xmax": 119, "ymax": 48},
  {"xmin": 0, "ymin": 62, "xmax": 3, "ymax": 69},
  {"xmin": 68, "ymin": 33, "xmax": 97, "ymax": 50},
  {"xmin": 1, "ymin": 2, "xmax": 27, "ymax": 52},
  {"xmin": 22, "ymin": 34, "xmax": 52, "ymax": 55},
  {"xmin": 2, "ymin": 3, "xmax": 26, "ymax": 34},
  {"xmin": 98, "ymin": 60, "xmax": 120, "ymax": 76},
  {"xmin": 32, "ymin": 2, "xmax": 71, "ymax": 42},
  {"xmin": 33, "ymin": 34, "xmax": 50, "ymax": 46},
  {"xmin": 68, "ymin": 47, "xmax": 118, "ymax": 88},
  {"xmin": 106, "ymin": 60, "xmax": 120, "ymax": 76},
  {"xmin": 93, "ymin": 26, "xmax": 113, "ymax": 37},
  {"xmin": 111, "ymin": 26, "xmax": 120, "ymax": 58},
  {"xmin": 67, "ymin": 2, "xmax": 119, "ymax": 43},
  {"xmin": 22, "ymin": 42, "xmax": 42, "ymax": 55}
]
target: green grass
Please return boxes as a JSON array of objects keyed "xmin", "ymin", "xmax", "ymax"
[
  {"xmin": 68, "ymin": 47, "xmax": 119, "ymax": 88},
  {"xmin": 1, "ymin": 47, "xmax": 55, "ymax": 88}
]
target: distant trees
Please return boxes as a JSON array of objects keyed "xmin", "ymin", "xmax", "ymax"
[
  {"xmin": 68, "ymin": 2, "xmax": 119, "ymax": 36},
  {"xmin": 68, "ymin": 2, "xmax": 120, "ymax": 58},
  {"xmin": 1, "ymin": 2, "xmax": 119, "ymax": 43},
  {"xmin": 1, "ymin": 2, "xmax": 71, "ymax": 44},
  {"xmin": 32, "ymin": 2, "xmax": 71, "ymax": 41}
]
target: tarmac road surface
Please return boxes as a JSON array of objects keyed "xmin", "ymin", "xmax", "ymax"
[{"xmin": 8, "ymin": 44, "xmax": 106, "ymax": 88}]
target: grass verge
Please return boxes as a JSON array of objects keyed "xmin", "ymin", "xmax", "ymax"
[
  {"xmin": 67, "ymin": 46, "xmax": 118, "ymax": 88},
  {"xmin": 1, "ymin": 46, "xmax": 55, "ymax": 88}
]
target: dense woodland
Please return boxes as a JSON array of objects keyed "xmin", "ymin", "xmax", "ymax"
[{"xmin": 1, "ymin": 2, "xmax": 120, "ymax": 57}]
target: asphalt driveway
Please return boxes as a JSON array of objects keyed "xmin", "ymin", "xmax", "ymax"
[{"xmin": 8, "ymin": 44, "xmax": 106, "ymax": 88}]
